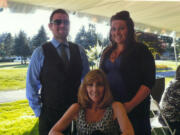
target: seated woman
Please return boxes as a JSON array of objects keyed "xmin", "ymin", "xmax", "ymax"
[
  {"xmin": 49, "ymin": 69, "xmax": 134, "ymax": 135},
  {"xmin": 159, "ymin": 65, "xmax": 180, "ymax": 135}
]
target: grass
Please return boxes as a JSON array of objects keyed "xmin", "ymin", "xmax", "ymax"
[
  {"xmin": 0, "ymin": 62, "xmax": 28, "ymax": 91},
  {"xmin": 0, "ymin": 68, "xmax": 27, "ymax": 91},
  {"xmin": 0, "ymin": 61, "xmax": 176, "ymax": 135},
  {"xmin": 155, "ymin": 60, "xmax": 179, "ymax": 71},
  {"xmin": 0, "ymin": 100, "xmax": 38, "ymax": 135},
  {"xmin": 155, "ymin": 60, "xmax": 179, "ymax": 87},
  {"xmin": 165, "ymin": 77, "xmax": 173, "ymax": 87},
  {"xmin": 0, "ymin": 100, "xmax": 167, "ymax": 135},
  {"xmin": 0, "ymin": 60, "xmax": 178, "ymax": 91}
]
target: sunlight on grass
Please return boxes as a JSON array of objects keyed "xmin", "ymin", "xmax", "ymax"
[
  {"xmin": 0, "ymin": 59, "xmax": 179, "ymax": 91},
  {"xmin": 165, "ymin": 77, "xmax": 173, "ymax": 87},
  {"xmin": 0, "ymin": 62, "xmax": 20, "ymax": 66},
  {"xmin": 0, "ymin": 68, "xmax": 27, "ymax": 90},
  {"xmin": 155, "ymin": 60, "xmax": 179, "ymax": 70},
  {"xmin": 0, "ymin": 62, "xmax": 28, "ymax": 91},
  {"xmin": 155, "ymin": 60, "xmax": 178, "ymax": 86},
  {"xmin": 0, "ymin": 100, "xmax": 38, "ymax": 135},
  {"xmin": 0, "ymin": 61, "xmax": 176, "ymax": 135}
]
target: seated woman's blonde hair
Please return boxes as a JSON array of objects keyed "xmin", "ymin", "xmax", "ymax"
[{"xmin": 78, "ymin": 69, "xmax": 113, "ymax": 109}]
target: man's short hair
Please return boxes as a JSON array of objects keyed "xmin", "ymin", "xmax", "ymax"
[{"xmin": 50, "ymin": 9, "xmax": 69, "ymax": 23}]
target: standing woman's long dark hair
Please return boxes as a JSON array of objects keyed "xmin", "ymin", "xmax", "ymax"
[{"xmin": 100, "ymin": 11, "xmax": 136, "ymax": 69}]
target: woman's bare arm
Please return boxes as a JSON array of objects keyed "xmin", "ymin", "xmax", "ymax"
[
  {"xmin": 123, "ymin": 85, "xmax": 150, "ymax": 113},
  {"xmin": 49, "ymin": 103, "xmax": 80, "ymax": 135},
  {"xmin": 112, "ymin": 102, "xmax": 134, "ymax": 135}
]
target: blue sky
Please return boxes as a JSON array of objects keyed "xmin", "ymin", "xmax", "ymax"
[{"xmin": 0, "ymin": 8, "xmax": 109, "ymax": 41}]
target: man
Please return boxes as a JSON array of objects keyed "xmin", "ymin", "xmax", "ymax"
[{"xmin": 26, "ymin": 9, "xmax": 89, "ymax": 135}]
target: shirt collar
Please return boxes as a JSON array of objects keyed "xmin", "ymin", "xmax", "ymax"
[{"xmin": 51, "ymin": 38, "xmax": 69, "ymax": 48}]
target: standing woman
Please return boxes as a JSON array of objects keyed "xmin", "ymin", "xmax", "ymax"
[{"xmin": 100, "ymin": 11, "xmax": 155, "ymax": 135}]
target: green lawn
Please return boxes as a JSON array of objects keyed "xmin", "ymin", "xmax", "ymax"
[
  {"xmin": 0, "ymin": 61, "xmax": 178, "ymax": 91},
  {"xmin": 0, "ymin": 60, "xmax": 177, "ymax": 100},
  {"xmin": 0, "ymin": 62, "xmax": 28, "ymax": 91},
  {"xmin": 0, "ymin": 61, "xmax": 178, "ymax": 135},
  {"xmin": 0, "ymin": 100, "xmax": 168, "ymax": 135},
  {"xmin": 155, "ymin": 60, "xmax": 179, "ymax": 71},
  {"xmin": 0, "ymin": 100, "xmax": 38, "ymax": 135},
  {"xmin": 155, "ymin": 60, "xmax": 179, "ymax": 87}
]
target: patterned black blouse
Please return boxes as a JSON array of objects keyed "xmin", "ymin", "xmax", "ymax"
[
  {"xmin": 76, "ymin": 106, "xmax": 120, "ymax": 135},
  {"xmin": 159, "ymin": 79, "xmax": 180, "ymax": 123}
]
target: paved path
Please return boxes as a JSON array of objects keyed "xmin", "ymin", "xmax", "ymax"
[{"xmin": 0, "ymin": 89, "xmax": 26, "ymax": 103}]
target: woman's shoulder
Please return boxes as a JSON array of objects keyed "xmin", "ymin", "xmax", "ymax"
[
  {"xmin": 69, "ymin": 103, "xmax": 81, "ymax": 113},
  {"xmin": 134, "ymin": 42, "xmax": 150, "ymax": 52},
  {"xmin": 133, "ymin": 42, "xmax": 147, "ymax": 50},
  {"xmin": 112, "ymin": 101, "xmax": 124, "ymax": 110},
  {"xmin": 70, "ymin": 103, "xmax": 80, "ymax": 109},
  {"xmin": 102, "ymin": 44, "xmax": 113, "ymax": 54},
  {"xmin": 67, "ymin": 103, "xmax": 81, "ymax": 120},
  {"xmin": 132, "ymin": 42, "xmax": 153, "ymax": 58}
]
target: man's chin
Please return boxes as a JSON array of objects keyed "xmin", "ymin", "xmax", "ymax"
[{"xmin": 57, "ymin": 34, "xmax": 68, "ymax": 39}]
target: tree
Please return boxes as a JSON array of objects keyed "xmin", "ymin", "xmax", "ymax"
[
  {"xmin": 86, "ymin": 24, "xmax": 97, "ymax": 48},
  {"xmin": 136, "ymin": 32, "xmax": 165, "ymax": 57},
  {"xmin": 0, "ymin": 33, "xmax": 14, "ymax": 58},
  {"xmin": 75, "ymin": 26, "xmax": 88, "ymax": 49},
  {"xmin": 13, "ymin": 31, "xmax": 31, "ymax": 64},
  {"xmin": 3, "ymin": 33, "xmax": 14, "ymax": 57},
  {"xmin": 175, "ymin": 38, "xmax": 180, "ymax": 60},
  {"xmin": 98, "ymin": 34, "xmax": 110, "ymax": 47},
  {"xmin": 30, "ymin": 25, "xmax": 48, "ymax": 53},
  {"xmin": 75, "ymin": 24, "xmax": 98, "ymax": 49},
  {"xmin": 0, "ymin": 42, "xmax": 6, "ymax": 58}
]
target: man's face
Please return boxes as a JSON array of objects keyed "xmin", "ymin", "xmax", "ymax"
[{"xmin": 49, "ymin": 13, "xmax": 70, "ymax": 41}]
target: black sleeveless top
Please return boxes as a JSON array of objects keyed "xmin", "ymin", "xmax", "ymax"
[{"xmin": 76, "ymin": 106, "xmax": 120, "ymax": 135}]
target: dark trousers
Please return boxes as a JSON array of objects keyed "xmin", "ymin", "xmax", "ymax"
[
  {"xmin": 39, "ymin": 106, "xmax": 71, "ymax": 135},
  {"xmin": 129, "ymin": 116, "xmax": 151, "ymax": 135}
]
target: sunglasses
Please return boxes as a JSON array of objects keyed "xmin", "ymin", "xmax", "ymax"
[{"xmin": 51, "ymin": 19, "xmax": 69, "ymax": 25}]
